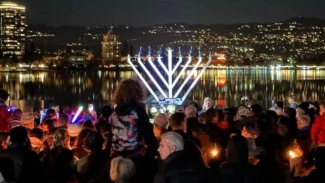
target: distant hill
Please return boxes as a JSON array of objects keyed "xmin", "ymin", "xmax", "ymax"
[
  {"xmin": 24, "ymin": 17, "xmax": 325, "ymax": 55},
  {"xmin": 285, "ymin": 17, "xmax": 325, "ymax": 26}
]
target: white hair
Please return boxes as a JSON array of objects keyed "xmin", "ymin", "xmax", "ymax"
[
  {"xmin": 160, "ymin": 131, "xmax": 184, "ymax": 151},
  {"xmin": 296, "ymin": 107, "xmax": 310, "ymax": 126}
]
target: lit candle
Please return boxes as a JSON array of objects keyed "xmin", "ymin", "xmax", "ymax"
[
  {"xmin": 289, "ymin": 150, "xmax": 296, "ymax": 159},
  {"xmin": 211, "ymin": 149, "xmax": 218, "ymax": 157}
]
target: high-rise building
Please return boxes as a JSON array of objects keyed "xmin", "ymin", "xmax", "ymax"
[
  {"xmin": 101, "ymin": 30, "xmax": 121, "ymax": 63},
  {"xmin": 0, "ymin": 1, "xmax": 26, "ymax": 58}
]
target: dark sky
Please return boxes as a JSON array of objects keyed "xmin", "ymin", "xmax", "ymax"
[{"xmin": 17, "ymin": 0, "xmax": 325, "ymax": 27}]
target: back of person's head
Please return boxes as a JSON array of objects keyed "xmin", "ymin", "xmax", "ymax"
[
  {"xmin": 154, "ymin": 113, "xmax": 168, "ymax": 129},
  {"xmin": 205, "ymin": 108, "xmax": 218, "ymax": 123},
  {"xmin": 12, "ymin": 109, "xmax": 23, "ymax": 120},
  {"xmin": 113, "ymin": 79, "xmax": 143, "ymax": 105},
  {"xmin": 42, "ymin": 119, "xmax": 55, "ymax": 132},
  {"xmin": 169, "ymin": 112, "xmax": 186, "ymax": 128},
  {"xmin": 101, "ymin": 106, "xmax": 112, "ymax": 118},
  {"xmin": 75, "ymin": 128, "xmax": 92, "ymax": 148},
  {"xmin": 250, "ymin": 104, "xmax": 263, "ymax": 115},
  {"xmin": 53, "ymin": 128, "xmax": 70, "ymax": 148},
  {"xmin": 84, "ymin": 131, "xmax": 104, "ymax": 152},
  {"xmin": 256, "ymin": 113, "xmax": 274, "ymax": 135},
  {"xmin": 82, "ymin": 120, "xmax": 96, "ymax": 131},
  {"xmin": 58, "ymin": 113, "xmax": 68, "ymax": 127},
  {"xmin": 30, "ymin": 128, "xmax": 43, "ymax": 140},
  {"xmin": 227, "ymin": 134, "xmax": 249, "ymax": 164},
  {"xmin": 46, "ymin": 108, "xmax": 56, "ymax": 118},
  {"xmin": 110, "ymin": 156, "xmax": 136, "ymax": 183},
  {"xmin": 0, "ymin": 89, "xmax": 9, "ymax": 102},
  {"xmin": 189, "ymin": 101, "xmax": 199, "ymax": 111},
  {"xmin": 185, "ymin": 106, "xmax": 197, "ymax": 118},
  {"xmin": 315, "ymin": 147, "xmax": 325, "ymax": 169},
  {"xmin": 275, "ymin": 101, "xmax": 284, "ymax": 109},
  {"xmin": 10, "ymin": 126, "xmax": 28, "ymax": 144},
  {"xmin": 298, "ymin": 102, "xmax": 309, "ymax": 112}
]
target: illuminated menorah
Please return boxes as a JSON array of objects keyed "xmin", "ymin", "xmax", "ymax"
[{"xmin": 127, "ymin": 47, "xmax": 212, "ymax": 103}]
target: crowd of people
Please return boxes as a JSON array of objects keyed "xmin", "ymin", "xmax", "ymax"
[{"xmin": 0, "ymin": 79, "xmax": 325, "ymax": 183}]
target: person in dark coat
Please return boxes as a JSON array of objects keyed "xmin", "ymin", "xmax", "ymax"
[
  {"xmin": 155, "ymin": 132, "xmax": 208, "ymax": 183},
  {"xmin": 220, "ymin": 134, "xmax": 263, "ymax": 183},
  {"xmin": 0, "ymin": 126, "xmax": 41, "ymax": 183},
  {"xmin": 307, "ymin": 147, "xmax": 325, "ymax": 183},
  {"xmin": 256, "ymin": 133, "xmax": 294, "ymax": 183},
  {"xmin": 76, "ymin": 131, "xmax": 108, "ymax": 183},
  {"xmin": 169, "ymin": 112, "xmax": 204, "ymax": 165}
]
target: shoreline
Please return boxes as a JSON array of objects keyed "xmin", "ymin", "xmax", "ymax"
[{"xmin": 1, "ymin": 65, "xmax": 325, "ymax": 72}]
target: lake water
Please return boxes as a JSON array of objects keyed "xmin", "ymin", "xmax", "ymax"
[{"xmin": 1, "ymin": 69, "xmax": 325, "ymax": 111}]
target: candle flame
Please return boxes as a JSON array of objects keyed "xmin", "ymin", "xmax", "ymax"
[
  {"xmin": 211, "ymin": 149, "xmax": 218, "ymax": 157},
  {"xmin": 289, "ymin": 150, "xmax": 296, "ymax": 159}
]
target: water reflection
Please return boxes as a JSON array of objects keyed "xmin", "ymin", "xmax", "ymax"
[{"xmin": 1, "ymin": 69, "xmax": 325, "ymax": 110}]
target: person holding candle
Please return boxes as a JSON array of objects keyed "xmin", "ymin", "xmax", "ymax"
[{"xmin": 289, "ymin": 103, "xmax": 313, "ymax": 177}]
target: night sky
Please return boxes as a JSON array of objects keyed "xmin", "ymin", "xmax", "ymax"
[{"xmin": 17, "ymin": 0, "xmax": 325, "ymax": 27}]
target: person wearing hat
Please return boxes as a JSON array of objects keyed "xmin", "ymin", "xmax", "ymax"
[
  {"xmin": 0, "ymin": 90, "xmax": 12, "ymax": 132},
  {"xmin": 9, "ymin": 109, "xmax": 22, "ymax": 129},
  {"xmin": 200, "ymin": 97, "xmax": 213, "ymax": 114},
  {"xmin": 271, "ymin": 101, "xmax": 284, "ymax": 116},
  {"xmin": 232, "ymin": 106, "xmax": 250, "ymax": 133},
  {"xmin": 21, "ymin": 107, "xmax": 35, "ymax": 130},
  {"xmin": 241, "ymin": 121, "xmax": 260, "ymax": 157},
  {"xmin": 291, "ymin": 103, "xmax": 313, "ymax": 177}
]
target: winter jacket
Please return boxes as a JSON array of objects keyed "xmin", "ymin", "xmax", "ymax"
[{"xmin": 311, "ymin": 113, "xmax": 325, "ymax": 145}]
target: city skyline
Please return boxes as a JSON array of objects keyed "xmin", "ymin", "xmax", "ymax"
[{"xmin": 13, "ymin": 0, "xmax": 325, "ymax": 27}]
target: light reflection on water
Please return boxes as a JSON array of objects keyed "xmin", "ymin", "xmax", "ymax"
[{"xmin": 1, "ymin": 69, "xmax": 325, "ymax": 110}]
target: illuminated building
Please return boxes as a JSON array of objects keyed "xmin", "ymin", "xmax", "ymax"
[
  {"xmin": 0, "ymin": 1, "xmax": 26, "ymax": 58},
  {"xmin": 101, "ymin": 30, "xmax": 121, "ymax": 63}
]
